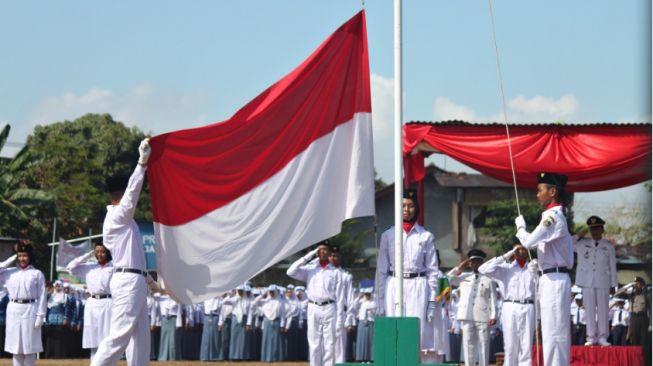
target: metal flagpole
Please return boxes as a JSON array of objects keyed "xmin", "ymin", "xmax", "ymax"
[
  {"xmin": 49, "ymin": 217, "xmax": 56, "ymax": 281},
  {"xmin": 393, "ymin": 0, "xmax": 404, "ymax": 316}
]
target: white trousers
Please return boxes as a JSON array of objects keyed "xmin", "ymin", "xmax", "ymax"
[
  {"xmin": 539, "ymin": 273, "xmax": 571, "ymax": 366},
  {"xmin": 461, "ymin": 320, "xmax": 489, "ymax": 366},
  {"xmin": 582, "ymin": 287, "xmax": 609, "ymax": 343},
  {"xmin": 385, "ymin": 276, "xmax": 431, "ymax": 351},
  {"xmin": 91, "ymin": 272, "xmax": 150, "ymax": 366},
  {"xmin": 11, "ymin": 354, "xmax": 35, "ymax": 366},
  {"xmin": 334, "ymin": 324, "xmax": 346, "ymax": 363},
  {"xmin": 502, "ymin": 302, "xmax": 535, "ymax": 366},
  {"xmin": 307, "ymin": 302, "xmax": 336, "ymax": 366}
]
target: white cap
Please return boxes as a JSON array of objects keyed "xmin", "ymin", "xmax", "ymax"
[{"xmin": 575, "ymin": 294, "xmax": 583, "ymax": 300}]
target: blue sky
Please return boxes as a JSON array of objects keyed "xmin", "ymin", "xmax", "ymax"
[{"xmin": 0, "ymin": 1, "xmax": 650, "ymax": 224}]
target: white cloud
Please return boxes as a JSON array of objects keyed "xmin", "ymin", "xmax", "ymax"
[
  {"xmin": 433, "ymin": 96, "xmax": 479, "ymax": 122},
  {"xmin": 433, "ymin": 94, "xmax": 581, "ymax": 124},
  {"xmin": 508, "ymin": 94, "xmax": 578, "ymax": 118},
  {"xmin": 29, "ymin": 82, "xmax": 208, "ymax": 136}
]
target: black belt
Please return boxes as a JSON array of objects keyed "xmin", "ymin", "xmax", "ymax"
[
  {"xmin": 91, "ymin": 294, "xmax": 111, "ymax": 299},
  {"xmin": 540, "ymin": 267, "xmax": 570, "ymax": 275},
  {"xmin": 504, "ymin": 299, "xmax": 534, "ymax": 304},
  {"xmin": 11, "ymin": 299, "xmax": 35, "ymax": 304},
  {"xmin": 387, "ymin": 271, "xmax": 427, "ymax": 278},
  {"xmin": 309, "ymin": 299, "xmax": 335, "ymax": 306},
  {"xmin": 165, "ymin": 315, "xmax": 177, "ymax": 319},
  {"xmin": 114, "ymin": 267, "xmax": 147, "ymax": 276}
]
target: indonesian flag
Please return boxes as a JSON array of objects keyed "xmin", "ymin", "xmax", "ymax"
[{"xmin": 147, "ymin": 11, "xmax": 374, "ymax": 303}]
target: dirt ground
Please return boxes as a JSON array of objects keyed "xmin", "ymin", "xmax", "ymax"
[{"xmin": 0, "ymin": 361, "xmax": 310, "ymax": 366}]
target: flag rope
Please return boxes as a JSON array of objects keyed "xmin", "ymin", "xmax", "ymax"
[{"xmin": 487, "ymin": 1, "xmax": 541, "ymax": 365}]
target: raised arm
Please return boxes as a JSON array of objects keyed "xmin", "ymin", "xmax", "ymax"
[
  {"xmin": 66, "ymin": 250, "xmax": 95, "ymax": 278},
  {"xmin": 286, "ymin": 247, "xmax": 319, "ymax": 282}
]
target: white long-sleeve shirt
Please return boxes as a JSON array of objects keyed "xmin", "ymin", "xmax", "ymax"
[
  {"xmin": 103, "ymin": 164, "xmax": 147, "ymax": 271},
  {"xmin": 66, "ymin": 252, "xmax": 113, "ymax": 296},
  {"xmin": 222, "ymin": 294, "xmax": 252, "ymax": 324},
  {"xmin": 355, "ymin": 297, "xmax": 376, "ymax": 323},
  {"xmin": 287, "ymin": 257, "xmax": 345, "ymax": 327},
  {"xmin": 610, "ymin": 307, "xmax": 629, "ymax": 327},
  {"xmin": 248, "ymin": 295, "xmax": 285, "ymax": 327},
  {"xmin": 478, "ymin": 256, "xmax": 535, "ymax": 302},
  {"xmin": 0, "ymin": 265, "xmax": 47, "ymax": 317},
  {"xmin": 203, "ymin": 297, "xmax": 222, "ymax": 315},
  {"xmin": 375, "ymin": 224, "xmax": 439, "ymax": 312},
  {"xmin": 517, "ymin": 205, "xmax": 573, "ymax": 271},
  {"xmin": 157, "ymin": 294, "xmax": 183, "ymax": 327}
]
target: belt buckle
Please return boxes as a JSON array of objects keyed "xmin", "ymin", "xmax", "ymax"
[{"xmin": 402, "ymin": 272, "xmax": 411, "ymax": 278}]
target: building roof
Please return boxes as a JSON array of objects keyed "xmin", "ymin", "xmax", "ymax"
[
  {"xmin": 375, "ymin": 164, "xmax": 513, "ymax": 198},
  {"xmin": 435, "ymin": 173, "xmax": 512, "ymax": 188}
]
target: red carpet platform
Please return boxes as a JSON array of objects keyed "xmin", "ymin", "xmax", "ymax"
[{"xmin": 532, "ymin": 345, "xmax": 644, "ymax": 366}]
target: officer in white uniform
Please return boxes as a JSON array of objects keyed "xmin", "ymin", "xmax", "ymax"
[
  {"xmin": 66, "ymin": 243, "xmax": 114, "ymax": 359},
  {"xmin": 91, "ymin": 138, "xmax": 153, "ymax": 366},
  {"xmin": 479, "ymin": 241, "xmax": 536, "ymax": 366},
  {"xmin": 0, "ymin": 245, "xmax": 46, "ymax": 366},
  {"xmin": 448, "ymin": 249, "xmax": 497, "ymax": 366},
  {"xmin": 573, "ymin": 215, "xmax": 617, "ymax": 346},
  {"xmin": 375, "ymin": 189, "xmax": 439, "ymax": 362},
  {"xmin": 287, "ymin": 241, "xmax": 345, "ymax": 366},
  {"xmin": 513, "ymin": 172, "xmax": 573, "ymax": 366}
]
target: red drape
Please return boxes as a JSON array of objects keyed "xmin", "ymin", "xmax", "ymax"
[
  {"xmin": 532, "ymin": 345, "xmax": 644, "ymax": 366},
  {"xmin": 404, "ymin": 122, "xmax": 652, "ymax": 192}
]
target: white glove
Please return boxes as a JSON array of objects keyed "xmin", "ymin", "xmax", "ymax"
[
  {"xmin": 502, "ymin": 248, "xmax": 516, "ymax": 261},
  {"xmin": 515, "ymin": 215, "xmax": 526, "ymax": 230},
  {"xmin": 302, "ymin": 247, "xmax": 320, "ymax": 263},
  {"xmin": 298, "ymin": 319, "xmax": 304, "ymax": 329},
  {"xmin": 138, "ymin": 138, "xmax": 151, "ymax": 166},
  {"xmin": 528, "ymin": 259, "xmax": 539, "ymax": 276},
  {"xmin": 427, "ymin": 301, "xmax": 436, "ymax": 322},
  {"xmin": 34, "ymin": 315, "xmax": 44, "ymax": 328}
]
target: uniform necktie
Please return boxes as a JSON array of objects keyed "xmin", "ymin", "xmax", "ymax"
[
  {"xmin": 618, "ymin": 310, "xmax": 622, "ymax": 322},
  {"xmin": 595, "ymin": 241, "xmax": 599, "ymax": 247},
  {"xmin": 576, "ymin": 307, "xmax": 580, "ymax": 324}
]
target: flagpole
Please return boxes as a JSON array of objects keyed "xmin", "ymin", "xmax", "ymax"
[{"xmin": 393, "ymin": 0, "xmax": 404, "ymax": 316}]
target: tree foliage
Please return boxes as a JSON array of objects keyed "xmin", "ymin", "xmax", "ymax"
[
  {"xmin": 329, "ymin": 218, "xmax": 372, "ymax": 267},
  {"xmin": 0, "ymin": 125, "xmax": 54, "ymax": 240},
  {"xmin": 477, "ymin": 199, "xmax": 567, "ymax": 255},
  {"xmin": 18, "ymin": 114, "xmax": 151, "ymax": 272}
]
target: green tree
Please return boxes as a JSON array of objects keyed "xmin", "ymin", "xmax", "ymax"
[
  {"xmin": 329, "ymin": 218, "xmax": 372, "ymax": 267},
  {"xmin": 374, "ymin": 169, "xmax": 387, "ymax": 190},
  {"xmin": 19, "ymin": 114, "xmax": 151, "ymax": 271},
  {"xmin": 0, "ymin": 125, "xmax": 54, "ymax": 240},
  {"xmin": 477, "ymin": 199, "xmax": 547, "ymax": 254}
]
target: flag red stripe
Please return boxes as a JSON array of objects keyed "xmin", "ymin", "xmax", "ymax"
[{"xmin": 147, "ymin": 11, "xmax": 370, "ymax": 226}]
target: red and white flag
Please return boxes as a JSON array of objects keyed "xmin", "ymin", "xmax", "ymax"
[{"xmin": 147, "ymin": 11, "xmax": 374, "ymax": 303}]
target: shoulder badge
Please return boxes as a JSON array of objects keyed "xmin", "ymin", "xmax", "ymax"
[{"xmin": 542, "ymin": 214, "xmax": 556, "ymax": 227}]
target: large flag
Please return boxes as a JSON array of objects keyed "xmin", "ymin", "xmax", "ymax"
[
  {"xmin": 147, "ymin": 11, "xmax": 374, "ymax": 303},
  {"xmin": 56, "ymin": 238, "xmax": 90, "ymax": 271}
]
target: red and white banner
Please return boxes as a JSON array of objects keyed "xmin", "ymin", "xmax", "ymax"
[{"xmin": 147, "ymin": 11, "xmax": 374, "ymax": 303}]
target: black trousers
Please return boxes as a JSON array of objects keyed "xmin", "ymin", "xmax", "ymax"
[{"xmin": 611, "ymin": 324, "xmax": 627, "ymax": 346}]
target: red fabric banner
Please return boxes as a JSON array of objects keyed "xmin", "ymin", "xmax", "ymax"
[
  {"xmin": 148, "ymin": 11, "xmax": 371, "ymax": 226},
  {"xmin": 532, "ymin": 345, "xmax": 644, "ymax": 366},
  {"xmin": 404, "ymin": 122, "xmax": 651, "ymax": 192}
]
